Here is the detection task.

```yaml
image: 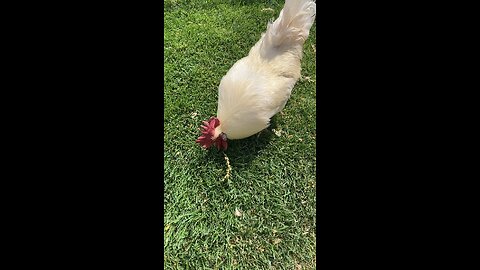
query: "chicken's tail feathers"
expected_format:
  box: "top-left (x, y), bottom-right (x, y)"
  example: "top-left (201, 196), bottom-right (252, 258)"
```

top-left (261, 0), bottom-right (316, 52)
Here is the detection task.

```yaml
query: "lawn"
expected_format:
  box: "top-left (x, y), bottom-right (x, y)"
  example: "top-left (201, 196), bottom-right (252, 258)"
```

top-left (164, 0), bottom-right (317, 269)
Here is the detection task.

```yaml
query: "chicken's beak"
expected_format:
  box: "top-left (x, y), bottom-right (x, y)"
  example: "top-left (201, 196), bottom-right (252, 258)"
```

top-left (217, 132), bottom-right (228, 150)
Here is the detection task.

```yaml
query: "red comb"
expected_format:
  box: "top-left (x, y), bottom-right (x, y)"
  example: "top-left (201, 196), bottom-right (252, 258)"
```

top-left (195, 117), bottom-right (220, 149)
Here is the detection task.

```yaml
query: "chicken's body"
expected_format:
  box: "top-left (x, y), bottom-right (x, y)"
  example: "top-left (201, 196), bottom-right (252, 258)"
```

top-left (196, 0), bottom-right (316, 149)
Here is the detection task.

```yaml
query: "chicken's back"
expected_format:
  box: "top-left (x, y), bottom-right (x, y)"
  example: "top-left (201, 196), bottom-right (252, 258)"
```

top-left (216, 0), bottom-right (316, 140)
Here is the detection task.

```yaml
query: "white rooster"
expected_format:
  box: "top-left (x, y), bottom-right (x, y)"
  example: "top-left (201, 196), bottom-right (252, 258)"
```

top-left (196, 0), bottom-right (316, 150)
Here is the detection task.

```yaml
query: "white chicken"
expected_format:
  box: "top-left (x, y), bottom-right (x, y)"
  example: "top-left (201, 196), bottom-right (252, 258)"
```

top-left (196, 0), bottom-right (316, 150)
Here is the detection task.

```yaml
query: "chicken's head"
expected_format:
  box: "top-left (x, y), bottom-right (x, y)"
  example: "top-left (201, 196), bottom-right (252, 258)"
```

top-left (195, 117), bottom-right (228, 150)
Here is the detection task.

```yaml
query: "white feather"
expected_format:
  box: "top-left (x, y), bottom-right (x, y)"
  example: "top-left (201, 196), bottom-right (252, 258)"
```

top-left (216, 0), bottom-right (316, 140)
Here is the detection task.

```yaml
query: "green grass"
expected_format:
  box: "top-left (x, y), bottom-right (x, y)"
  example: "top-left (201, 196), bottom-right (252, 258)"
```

top-left (164, 0), bottom-right (316, 269)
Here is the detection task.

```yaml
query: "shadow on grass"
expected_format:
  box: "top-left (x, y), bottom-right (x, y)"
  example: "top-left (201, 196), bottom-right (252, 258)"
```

top-left (196, 115), bottom-right (279, 169)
